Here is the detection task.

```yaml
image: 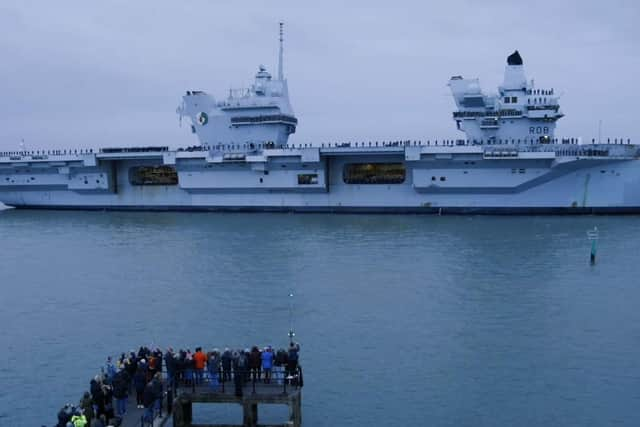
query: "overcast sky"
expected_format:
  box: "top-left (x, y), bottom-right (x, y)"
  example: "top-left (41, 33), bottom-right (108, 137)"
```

top-left (1, 0), bottom-right (638, 151)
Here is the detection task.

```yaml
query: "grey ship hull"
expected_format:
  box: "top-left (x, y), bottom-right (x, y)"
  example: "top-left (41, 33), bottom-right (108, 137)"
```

top-left (2, 143), bottom-right (640, 214)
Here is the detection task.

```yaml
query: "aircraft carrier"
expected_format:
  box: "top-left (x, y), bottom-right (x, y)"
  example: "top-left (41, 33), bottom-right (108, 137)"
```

top-left (1, 24), bottom-right (638, 214)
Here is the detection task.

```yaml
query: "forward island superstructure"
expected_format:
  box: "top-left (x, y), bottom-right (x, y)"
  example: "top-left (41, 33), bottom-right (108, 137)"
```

top-left (1, 25), bottom-right (639, 213)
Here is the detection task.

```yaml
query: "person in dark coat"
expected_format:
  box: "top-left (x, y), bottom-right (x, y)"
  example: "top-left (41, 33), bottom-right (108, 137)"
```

top-left (125, 355), bottom-right (137, 392)
top-left (184, 352), bottom-right (195, 386)
top-left (248, 346), bottom-right (262, 382)
top-left (175, 350), bottom-right (186, 384)
top-left (232, 350), bottom-right (246, 397)
top-left (133, 367), bottom-right (147, 408)
top-left (151, 373), bottom-right (164, 417)
top-left (89, 414), bottom-right (106, 427)
top-left (102, 383), bottom-right (114, 421)
top-left (154, 348), bottom-right (163, 375)
top-left (274, 349), bottom-right (288, 384)
top-left (207, 349), bottom-right (221, 389)
top-left (287, 343), bottom-right (300, 382)
top-left (142, 383), bottom-right (156, 423)
top-left (79, 392), bottom-right (94, 425)
top-left (57, 404), bottom-right (72, 427)
top-left (90, 378), bottom-right (105, 417)
top-left (112, 371), bottom-right (129, 417)
top-left (164, 349), bottom-right (176, 385)
top-left (221, 348), bottom-right (232, 382)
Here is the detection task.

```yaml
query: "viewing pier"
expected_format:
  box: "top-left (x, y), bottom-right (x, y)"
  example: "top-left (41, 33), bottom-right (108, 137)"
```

top-left (52, 346), bottom-right (303, 427)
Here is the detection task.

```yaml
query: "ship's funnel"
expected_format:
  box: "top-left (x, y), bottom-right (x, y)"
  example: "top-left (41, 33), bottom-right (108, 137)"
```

top-left (507, 51), bottom-right (523, 66)
top-left (502, 50), bottom-right (526, 90)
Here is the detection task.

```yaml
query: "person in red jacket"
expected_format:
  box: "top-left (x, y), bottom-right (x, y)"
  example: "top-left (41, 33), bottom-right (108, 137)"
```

top-left (193, 347), bottom-right (207, 385)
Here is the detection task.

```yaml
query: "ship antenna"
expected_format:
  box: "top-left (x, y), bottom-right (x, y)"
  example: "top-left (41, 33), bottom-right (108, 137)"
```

top-left (278, 22), bottom-right (284, 81)
top-left (598, 119), bottom-right (602, 144)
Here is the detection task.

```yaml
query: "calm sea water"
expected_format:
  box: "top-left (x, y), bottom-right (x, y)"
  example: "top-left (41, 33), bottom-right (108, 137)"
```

top-left (1, 210), bottom-right (639, 426)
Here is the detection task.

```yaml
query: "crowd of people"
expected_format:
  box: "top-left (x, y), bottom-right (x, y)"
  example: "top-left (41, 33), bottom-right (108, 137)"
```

top-left (53, 342), bottom-right (301, 427)
top-left (163, 343), bottom-right (301, 397)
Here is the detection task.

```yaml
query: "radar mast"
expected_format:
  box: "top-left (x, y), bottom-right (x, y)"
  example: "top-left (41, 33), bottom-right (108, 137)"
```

top-left (278, 22), bottom-right (284, 81)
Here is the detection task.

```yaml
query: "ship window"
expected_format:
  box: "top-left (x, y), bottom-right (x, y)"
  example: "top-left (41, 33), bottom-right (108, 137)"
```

top-left (298, 174), bottom-right (318, 185)
top-left (129, 166), bottom-right (178, 185)
top-left (504, 97), bottom-right (510, 104)
top-left (511, 97), bottom-right (517, 103)
top-left (440, 176), bottom-right (446, 181)
top-left (343, 163), bottom-right (405, 184)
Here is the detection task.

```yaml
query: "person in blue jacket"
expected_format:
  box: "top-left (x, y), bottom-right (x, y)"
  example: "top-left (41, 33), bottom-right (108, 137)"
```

top-left (261, 346), bottom-right (274, 384)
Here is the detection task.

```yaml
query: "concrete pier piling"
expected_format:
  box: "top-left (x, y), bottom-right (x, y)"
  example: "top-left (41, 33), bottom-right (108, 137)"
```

top-left (172, 382), bottom-right (302, 427)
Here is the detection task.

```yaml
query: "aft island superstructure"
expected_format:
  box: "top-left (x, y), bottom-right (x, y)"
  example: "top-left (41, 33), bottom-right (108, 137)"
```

top-left (1, 25), bottom-right (639, 213)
